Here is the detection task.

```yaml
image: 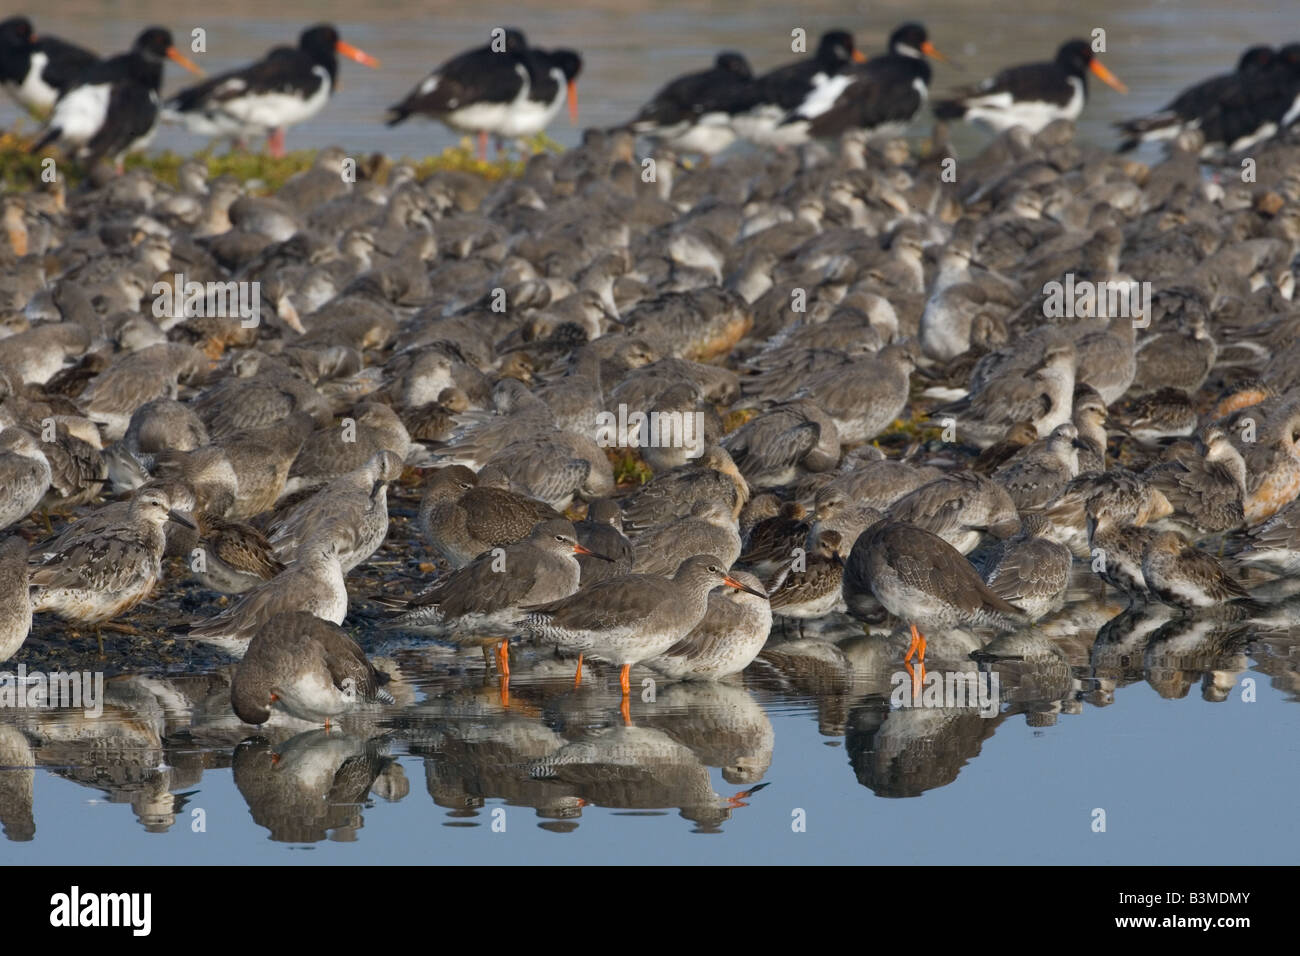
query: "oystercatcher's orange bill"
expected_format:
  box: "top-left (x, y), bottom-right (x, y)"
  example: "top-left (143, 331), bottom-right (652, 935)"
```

top-left (851, 48), bottom-right (867, 63)
top-left (567, 80), bottom-right (579, 124)
top-left (166, 47), bottom-right (204, 75)
top-left (1089, 57), bottom-right (1127, 93)
top-left (336, 39), bottom-right (379, 68)
top-left (920, 40), bottom-right (948, 63)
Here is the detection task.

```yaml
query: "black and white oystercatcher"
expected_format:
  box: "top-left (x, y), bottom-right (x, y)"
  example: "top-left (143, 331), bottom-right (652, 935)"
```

top-left (30, 26), bottom-right (202, 170)
top-left (732, 29), bottom-right (865, 147)
top-left (0, 16), bottom-right (98, 114)
top-left (386, 27), bottom-right (533, 159)
top-left (1120, 43), bottom-right (1300, 156)
top-left (780, 22), bottom-right (946, 142)
top-left (934, 39), bottom-right (1126, 134)
top-left (166, 24), bottom-right (378, 156)
top-left (499, 47), bottom-right (582, 139)
top-left (623, 51), bottom-right (757, 156)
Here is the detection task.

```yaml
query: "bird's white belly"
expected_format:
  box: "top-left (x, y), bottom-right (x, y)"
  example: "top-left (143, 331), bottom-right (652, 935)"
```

top-left (276, 670), bottom-right (348, 721)
top-left (50, 82), bottom-right (111, 144)
top-left (16, 53), bottom-right (58, 111)
top-left (223, 70), bottom-right (332, 130)
top-left (666, 115), bottom-right (736, 155)
top-left (964, 78), bottom-right (1084, 134)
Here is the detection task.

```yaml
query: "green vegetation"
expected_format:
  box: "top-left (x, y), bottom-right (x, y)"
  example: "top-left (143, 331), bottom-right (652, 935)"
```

top-left (0, 128), bottom-right (564, 193)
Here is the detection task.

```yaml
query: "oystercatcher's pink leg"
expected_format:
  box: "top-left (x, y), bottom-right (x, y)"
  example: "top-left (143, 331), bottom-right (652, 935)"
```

top-left (267, 127), bottom-right (286, 158)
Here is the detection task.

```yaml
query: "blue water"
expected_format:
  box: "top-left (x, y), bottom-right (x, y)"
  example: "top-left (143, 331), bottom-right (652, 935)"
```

top-left (3, 632), bottom-right (1296, 864)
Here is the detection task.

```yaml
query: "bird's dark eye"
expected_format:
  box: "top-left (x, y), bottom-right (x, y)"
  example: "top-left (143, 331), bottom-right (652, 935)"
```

top-left (710, 565), bottom-right (720, 573)
top-left (556, 535), bottom-right (565, 541)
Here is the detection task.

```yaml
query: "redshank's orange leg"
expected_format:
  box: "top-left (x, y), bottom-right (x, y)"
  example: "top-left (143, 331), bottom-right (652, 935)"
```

top-left (496, 639), bottom-right (510, 679)
top-left (619, 664), bottom-right (631, 695)
top-left (573, 653), bottom-right (584, 688)
top-left (904, 623), bottom-right (927, 686)
top-left (620, 695), bottom-right (632, 726)
top-left (499, 674), bottom-right (510, 710)
top-left (904, 659), bottom-right (921, 699)
top-left (323, 718), bottom-right (331, 733)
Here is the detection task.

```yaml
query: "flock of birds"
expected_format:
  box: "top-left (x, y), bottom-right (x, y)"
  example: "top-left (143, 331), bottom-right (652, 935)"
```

top-left (2, 16), bottom-right (1300, 741)
top-left (6, 15), bottom-right (1300, 171)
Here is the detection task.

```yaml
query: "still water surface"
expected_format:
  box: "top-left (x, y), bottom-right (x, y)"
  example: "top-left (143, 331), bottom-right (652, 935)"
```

top-left (2, 0), bottom-right (1299, 864)
top-left (3, 603), bottom-right (1298, 864)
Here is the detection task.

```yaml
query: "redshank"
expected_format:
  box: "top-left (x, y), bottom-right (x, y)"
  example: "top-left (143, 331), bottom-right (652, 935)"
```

top-left (518, 555), bottom-right (766, 718)
top-left (231, 612), bottom-right (393, 728)
top-left (383, 518), bottom-right (606, 677)
top-left (843, 518), bottom-right (1026, 674)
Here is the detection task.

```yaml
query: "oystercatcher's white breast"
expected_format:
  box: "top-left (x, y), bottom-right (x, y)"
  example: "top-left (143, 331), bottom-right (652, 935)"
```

top-left (16, 52), bottom-right (58, 111)
top-left (221, 64), bottom-right (333, 130)
top-left (49, 82), bottom-right (111, 145)
top-left (963, 76), bottom-right (1084, 134)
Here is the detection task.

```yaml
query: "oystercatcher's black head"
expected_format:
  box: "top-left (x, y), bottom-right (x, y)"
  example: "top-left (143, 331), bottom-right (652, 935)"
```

top-left (1279, 43), bottom-right (1300, 74)
top-left (133, 27), bottom-right (176, 61)
top-left (498, 27), bottom-right (529, 55)
top-left (715, 51), bottom-right (754, 79)
top-left (1056, 39), bottom-right (1127, 92)
top-left (128, 27), bottom-right (202, 79)
top-left (888, 22), bottom-right (946, 62)
top-left (1238, 45), bottom-right (1274, 73)
top-left (0, 16), bottom-right (34, 47)
top-left (816, 30), bottom-right (865, 66)
top-left (301, 23), bottom-right (379, 69)
top-left (551, 49), bottom-right (583, 82)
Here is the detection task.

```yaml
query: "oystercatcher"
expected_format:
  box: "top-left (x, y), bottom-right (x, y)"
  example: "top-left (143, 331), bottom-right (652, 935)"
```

top-left (1116, 45), bottom-right (1275, 153)
top-left (623, 51), bottom-right (757, 156)
top-left (779, 23), bottom-right (947, 142)
top-left (498, 47), bottom-right (582, 139)
top-left (386, 28), bottom-right (534, 159)
top-left (165, 24), bottom-right (378, 157)
top-left (1124, 42), bottom-right (1300, 157)
top-left (0, 16), bottom-right (97, 115)
top-left (30, 27), bottom-right (202, 171)
top-left (731, 29), bottom-right (866, 146)
top-left (933, 39), bottom-right (1126, 134)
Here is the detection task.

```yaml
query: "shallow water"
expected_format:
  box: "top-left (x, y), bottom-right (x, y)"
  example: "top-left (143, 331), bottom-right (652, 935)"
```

top-left (3, 598), bottom-right (1299, 863)
top-left (5, 0), bottom-right (1300, 865)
